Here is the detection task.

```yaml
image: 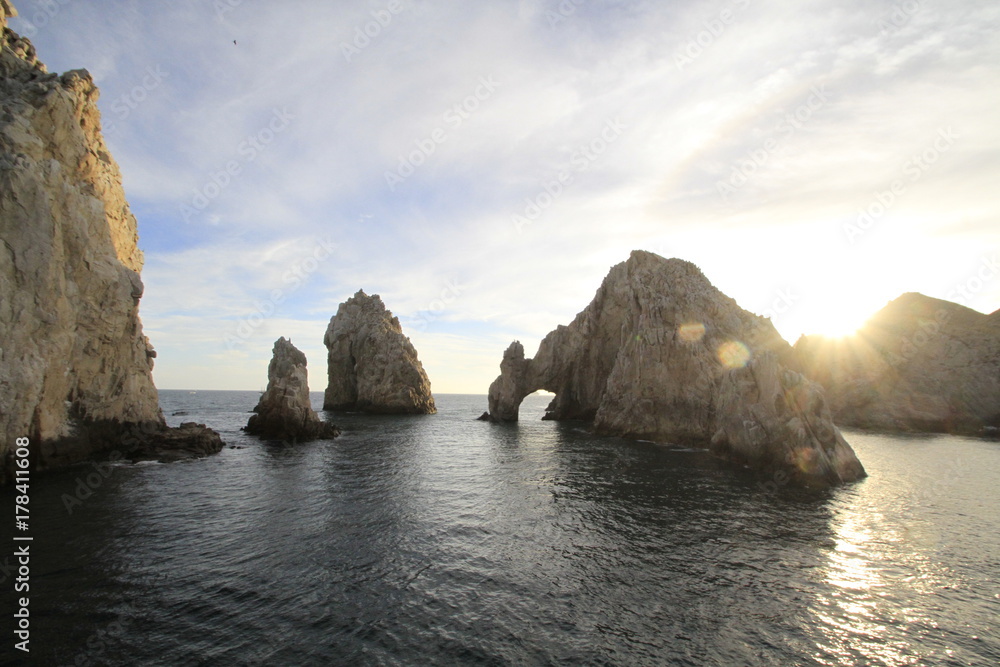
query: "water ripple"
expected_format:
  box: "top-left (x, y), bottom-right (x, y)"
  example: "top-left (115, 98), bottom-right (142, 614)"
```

top-left (3, 393), bottom-right (998, 666)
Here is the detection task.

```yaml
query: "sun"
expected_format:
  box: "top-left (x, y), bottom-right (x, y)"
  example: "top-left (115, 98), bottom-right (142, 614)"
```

top-left (792, 307), bottom-right (869, 339)
top-left (770, 293), bottom-right (879, 342)
top-left (758, 272), bottom-right (909, 342)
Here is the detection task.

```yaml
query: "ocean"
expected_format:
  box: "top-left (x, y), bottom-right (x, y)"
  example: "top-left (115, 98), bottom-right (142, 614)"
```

top-left (2, 391), bottom-right (998, 666)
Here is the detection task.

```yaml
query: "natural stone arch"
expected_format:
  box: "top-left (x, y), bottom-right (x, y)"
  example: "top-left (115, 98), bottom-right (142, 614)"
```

top-left (483, 251), bottom-right (866, 487)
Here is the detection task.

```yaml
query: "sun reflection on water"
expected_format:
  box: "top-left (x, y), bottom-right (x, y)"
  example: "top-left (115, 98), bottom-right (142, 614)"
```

top-left (810, 501), bottom-right (948, 666)
top-left (825, 516), bottom-right (878, 591)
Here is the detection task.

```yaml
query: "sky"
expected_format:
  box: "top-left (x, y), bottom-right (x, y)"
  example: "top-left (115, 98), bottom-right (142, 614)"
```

top-left (10, 0), bottom-right (1000, 393)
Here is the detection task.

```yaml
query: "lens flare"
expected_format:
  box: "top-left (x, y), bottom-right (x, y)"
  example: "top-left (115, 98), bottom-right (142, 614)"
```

top-left (678, 322), bottom-right (706, 342)
top-left (717, 341), bottom-right (751, 368)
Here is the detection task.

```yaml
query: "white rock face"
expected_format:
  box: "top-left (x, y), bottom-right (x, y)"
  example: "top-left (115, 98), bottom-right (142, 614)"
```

top-left (486, 251), bottom-right (865, 486)
top-left (246, 338), bottom-right (339, 441)
top-left (323, 290), bottom-right (436, 414)
top-left (795, 293), bottom-right (1000, 434)
top-left (0, 5), bottom-right (220, 475)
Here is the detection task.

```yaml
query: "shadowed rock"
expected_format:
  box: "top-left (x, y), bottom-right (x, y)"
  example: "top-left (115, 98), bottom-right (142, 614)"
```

top-left (485, 251), bottom-right (865, 487)
top-left (795, 292), bottom-right (1000, 434)
top-left (245, 338), bottom-right (339, 441)
top-left (0, 4), bottom-right (221, 480)
top-left (323, 290), bottom-right (436, 414)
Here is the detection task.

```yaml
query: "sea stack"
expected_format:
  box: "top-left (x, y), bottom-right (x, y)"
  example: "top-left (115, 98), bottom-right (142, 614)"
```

top-left (323, 290), bottom-right (436, 414)
top-left (485, 251), bottom-right (866, 486)
top-left (795, 292), bottom-right (1000, 434)
top-left (246, 338), bottom-right (339, 441)
top-left (0, 2), bottom-right (221, 478)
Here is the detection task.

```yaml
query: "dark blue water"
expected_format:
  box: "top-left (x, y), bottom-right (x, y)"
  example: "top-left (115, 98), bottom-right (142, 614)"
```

top-left (2, 391), bottom-right (998, 666)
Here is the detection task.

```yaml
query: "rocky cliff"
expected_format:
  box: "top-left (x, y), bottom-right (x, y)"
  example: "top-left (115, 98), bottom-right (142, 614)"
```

top-left (0, 4), bottom-right (221, 478)
top-left (323, 290), bottom-right (436, 414)
top-left (485, 251), bottom-right (865, 486)
top-left (795, 293), bottom-right (1000, 434)
top-left (245, 338), bottom-right (339, 441)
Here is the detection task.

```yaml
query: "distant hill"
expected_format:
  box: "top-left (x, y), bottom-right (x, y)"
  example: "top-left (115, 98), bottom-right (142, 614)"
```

top-left (795, 293), bottom-right (1000, 434)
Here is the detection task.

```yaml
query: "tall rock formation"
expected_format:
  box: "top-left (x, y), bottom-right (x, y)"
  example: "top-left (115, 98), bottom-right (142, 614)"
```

top-left (0, 4), bottom-right (221, 478)
top-left (795, 292), bottom-right (1000, 434)
top-left (485, 251), bottom-right (865, 486)
top-left (323, 290), bottom-right (436, 414)
top-left (245, 338), bottom-right (339, 441)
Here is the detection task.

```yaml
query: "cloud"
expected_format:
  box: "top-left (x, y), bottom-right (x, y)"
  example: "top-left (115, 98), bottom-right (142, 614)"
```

top-left (9, 0), bottom-right (1000, 393)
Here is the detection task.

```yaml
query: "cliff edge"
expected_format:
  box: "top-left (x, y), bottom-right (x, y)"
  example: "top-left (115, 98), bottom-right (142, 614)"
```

top-left (485, 251), bottom-right (865, 487)
top-left (0, 4), bottom-right (221, 478)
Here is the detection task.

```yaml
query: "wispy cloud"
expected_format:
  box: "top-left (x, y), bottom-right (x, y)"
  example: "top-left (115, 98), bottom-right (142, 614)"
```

top-left (11, 0), bottom-right (1000, 392)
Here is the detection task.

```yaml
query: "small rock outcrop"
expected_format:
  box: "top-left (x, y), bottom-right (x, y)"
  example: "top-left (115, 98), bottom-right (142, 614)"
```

top-left (323, 290), bottom-right (436, 414)
top-left (485, 251), bottom-right (865, 486)
top-left (245, 338), bottom-right (339, 441)
top-left (0, 3), bottom-right (222, 479)
top-left (121, 421), bottom-right (224, 463)
top-left (795, 293), bottom-right (1000, 434)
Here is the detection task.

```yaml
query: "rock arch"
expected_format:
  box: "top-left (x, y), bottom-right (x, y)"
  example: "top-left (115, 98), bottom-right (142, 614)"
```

top-left (484, 251), bottom-right (866, 486)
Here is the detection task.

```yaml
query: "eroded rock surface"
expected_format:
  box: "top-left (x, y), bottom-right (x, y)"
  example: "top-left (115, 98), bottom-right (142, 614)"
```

top-left (795, 293), bottom-right (1000, 434)
top-left (323, 290), bottom-right (436, 414)
top-left (485, 251), bottom-right (865, 486)
top-left (0, 4), bottom-right (221, 478)
top-left (245, 338), bottom-right (339, 441)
